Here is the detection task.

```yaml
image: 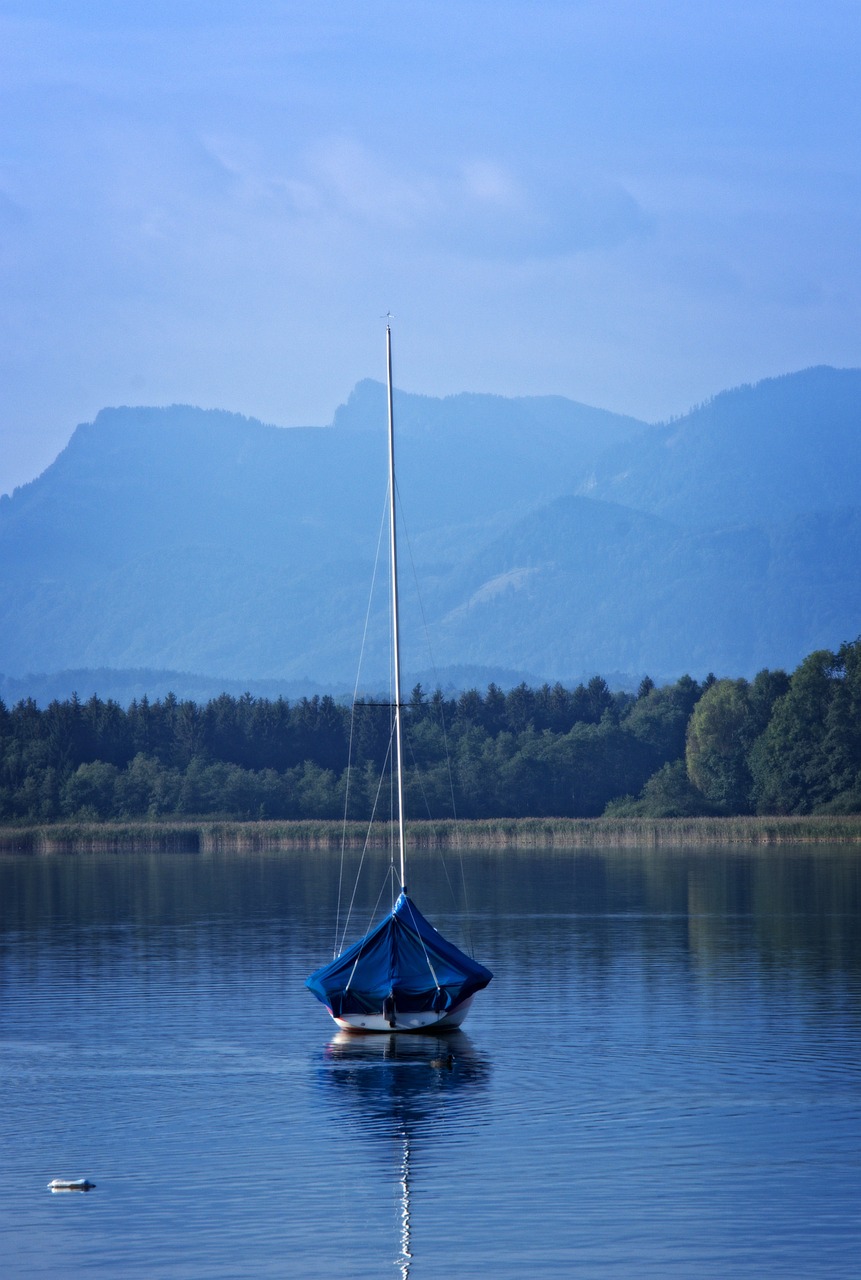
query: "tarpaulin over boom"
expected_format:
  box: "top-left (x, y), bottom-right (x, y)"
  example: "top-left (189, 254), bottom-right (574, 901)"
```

top-left (306, 892), bottom-right (493, 1017)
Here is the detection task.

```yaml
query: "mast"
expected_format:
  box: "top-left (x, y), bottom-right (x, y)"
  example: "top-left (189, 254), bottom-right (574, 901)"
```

top-left (386, 323), bottom-right (407, 892)
top-left (398, 1129), bottom-right (413, 1278)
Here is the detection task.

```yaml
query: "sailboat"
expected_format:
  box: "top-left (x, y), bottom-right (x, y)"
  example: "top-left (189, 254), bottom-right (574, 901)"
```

top-left (305, 323), bottom-right (493, 1033)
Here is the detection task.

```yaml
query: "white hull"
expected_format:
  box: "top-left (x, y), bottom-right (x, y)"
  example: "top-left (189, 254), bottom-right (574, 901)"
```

top-left (331, 994), bottom-right (475, 1034)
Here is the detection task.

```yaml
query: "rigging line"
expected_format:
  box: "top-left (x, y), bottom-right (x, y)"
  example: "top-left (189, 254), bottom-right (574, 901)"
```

top-left (340, 727), bottom-right (399, 957)
top-left (395, 478), bottom-right (476, 954)
top-left (401, 894), bottom-right (441, 990)
top-left (334, 485), bottom-right (391, 959)
top-left (403, 721), bottom-right (458, 909)
top-left (344, 864), bottom-right (395, 994)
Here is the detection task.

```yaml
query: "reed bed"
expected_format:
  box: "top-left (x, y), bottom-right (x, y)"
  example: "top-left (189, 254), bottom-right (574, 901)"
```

top-left (2, 814), bottom-right (861, 854)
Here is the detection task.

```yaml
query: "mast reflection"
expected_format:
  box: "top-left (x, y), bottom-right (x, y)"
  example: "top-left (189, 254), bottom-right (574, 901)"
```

top-left (320, 1031), bottom-right (491, 1277)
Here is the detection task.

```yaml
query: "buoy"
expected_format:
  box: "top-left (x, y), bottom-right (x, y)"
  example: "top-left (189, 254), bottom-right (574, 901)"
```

top-left (47, 1178), bottom-right (96, 1192)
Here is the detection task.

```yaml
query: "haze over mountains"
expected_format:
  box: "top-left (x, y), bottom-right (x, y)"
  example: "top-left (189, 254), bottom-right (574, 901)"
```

top-left (1, 366), bottom-right (859, 703)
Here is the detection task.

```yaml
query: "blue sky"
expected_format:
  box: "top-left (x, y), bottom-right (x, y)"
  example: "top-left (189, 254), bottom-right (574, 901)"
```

top-left (1, 0), bottom-right (859, 493)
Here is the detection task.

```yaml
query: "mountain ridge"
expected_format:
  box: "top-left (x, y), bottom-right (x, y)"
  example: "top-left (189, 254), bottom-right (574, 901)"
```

top-left (580, 365), bottom-right (861, 527)
top-left (1, 366), bottom-right (859, 690)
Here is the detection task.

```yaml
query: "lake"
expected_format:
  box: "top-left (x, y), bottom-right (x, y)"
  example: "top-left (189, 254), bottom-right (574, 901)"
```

top-left (1, 845), bottom-right (860, 1277)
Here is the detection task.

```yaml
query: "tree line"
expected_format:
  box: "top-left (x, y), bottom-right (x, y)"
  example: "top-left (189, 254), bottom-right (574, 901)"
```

top-left (1, 639), bottom-right (859, 823)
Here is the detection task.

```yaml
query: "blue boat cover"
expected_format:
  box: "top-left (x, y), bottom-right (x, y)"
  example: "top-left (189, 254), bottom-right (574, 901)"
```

top-left (306, 892), bottom-right (493, 1018)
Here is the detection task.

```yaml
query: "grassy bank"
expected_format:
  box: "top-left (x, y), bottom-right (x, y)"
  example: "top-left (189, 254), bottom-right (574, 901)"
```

top-left (2, 814), bottom-right (861, 854)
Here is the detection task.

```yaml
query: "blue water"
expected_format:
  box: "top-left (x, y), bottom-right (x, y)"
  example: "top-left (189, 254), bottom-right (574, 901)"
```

top-left (1, 847), bottom-right (860, 1277)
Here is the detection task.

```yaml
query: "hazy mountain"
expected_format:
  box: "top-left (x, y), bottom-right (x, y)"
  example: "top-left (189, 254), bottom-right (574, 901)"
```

top-left (581, 366), bottom-right (861, 527)
top-left (2, 387), bottom-right (642, 570)
top-left (333, 379), bottom-right (645, 554)
top-left (0, 389), bottom-right (644, 686)
top-left (1, 367), bottom-right (859, 694)
top-left (429, 495), bottom-right (861, 679)
top-left (0, 668), bottom-right (349, 708)
top-left (0, 662), bottom-right (543, 708)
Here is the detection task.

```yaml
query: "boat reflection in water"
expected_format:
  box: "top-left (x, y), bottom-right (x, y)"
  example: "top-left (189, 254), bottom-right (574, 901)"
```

top-left (320, 1030), bottom-right (492, 1277)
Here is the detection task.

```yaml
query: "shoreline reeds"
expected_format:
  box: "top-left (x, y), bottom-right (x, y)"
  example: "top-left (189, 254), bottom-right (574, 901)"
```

top-left (2, 814), bottom-right (861, 854)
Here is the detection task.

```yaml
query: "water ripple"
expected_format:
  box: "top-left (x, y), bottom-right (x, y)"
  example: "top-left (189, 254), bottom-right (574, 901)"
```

top-left (1, 848), bottom-right (861, 1277)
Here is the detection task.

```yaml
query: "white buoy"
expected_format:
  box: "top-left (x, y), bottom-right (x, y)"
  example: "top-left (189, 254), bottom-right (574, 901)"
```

top-left (48, 1178), bottom-right (96, 1192)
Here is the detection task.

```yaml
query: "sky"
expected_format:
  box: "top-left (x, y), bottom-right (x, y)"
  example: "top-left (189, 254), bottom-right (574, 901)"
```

top-left (1, 0), bottom-right (860, 494)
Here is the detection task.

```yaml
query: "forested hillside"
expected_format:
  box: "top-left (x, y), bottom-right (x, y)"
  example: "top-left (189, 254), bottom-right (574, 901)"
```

top-left (3, 639), bottom-right (859, 822)
top-left (582, 365), bottom-right (861, 526)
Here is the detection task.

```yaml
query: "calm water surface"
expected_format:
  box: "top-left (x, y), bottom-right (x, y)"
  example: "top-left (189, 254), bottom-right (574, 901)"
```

top-left (1, 846), bottom-right (860, 1277)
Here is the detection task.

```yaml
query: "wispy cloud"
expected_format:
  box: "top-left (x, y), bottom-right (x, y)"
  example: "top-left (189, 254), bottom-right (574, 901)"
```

top-left (1, 1), bottom-right (859, 494)
top-left (195, 135), bottom-right (651, 262)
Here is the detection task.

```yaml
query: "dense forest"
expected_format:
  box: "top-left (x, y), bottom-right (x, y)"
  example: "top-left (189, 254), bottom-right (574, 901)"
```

top-left (1, 639), bottom-right (860, 823)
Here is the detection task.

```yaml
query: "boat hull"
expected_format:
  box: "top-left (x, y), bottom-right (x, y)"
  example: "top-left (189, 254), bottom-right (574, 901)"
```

top-left (331, 994), bottom-right (475, 1034)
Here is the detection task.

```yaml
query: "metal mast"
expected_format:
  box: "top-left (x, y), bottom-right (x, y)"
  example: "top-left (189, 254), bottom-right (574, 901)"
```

top-left (386, 323), bottom-right (407, 892)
